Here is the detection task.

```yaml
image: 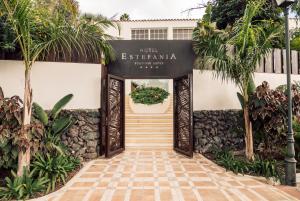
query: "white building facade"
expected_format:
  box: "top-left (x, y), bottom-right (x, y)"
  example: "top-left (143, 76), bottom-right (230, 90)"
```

top-left (106, 18), bottom-right (300, 40)
top-left (106, 19), bottom-right (198, 40)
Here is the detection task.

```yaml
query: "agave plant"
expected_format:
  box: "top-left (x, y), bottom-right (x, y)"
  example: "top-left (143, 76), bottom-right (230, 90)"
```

top-left (0, 169), bottom-right (48, 200)
top-left (33, 94), bottom-right (74, 156)
top-left (31, 153), bottom-right (79, 193)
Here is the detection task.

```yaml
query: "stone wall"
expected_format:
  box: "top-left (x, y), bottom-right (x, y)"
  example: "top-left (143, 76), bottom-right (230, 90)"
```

top-left (59, 109), bottom-right (245, 160)
top-left (194, 110), bottom-right (244, 153)
top-left (61, 110), bottom-right (101, 161)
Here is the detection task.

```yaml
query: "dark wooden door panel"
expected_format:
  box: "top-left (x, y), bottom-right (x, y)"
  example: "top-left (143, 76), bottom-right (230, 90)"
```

top-left (105, 75), bottom-right (125, 158)
top-left (174, 74), bottom-right (193, 157)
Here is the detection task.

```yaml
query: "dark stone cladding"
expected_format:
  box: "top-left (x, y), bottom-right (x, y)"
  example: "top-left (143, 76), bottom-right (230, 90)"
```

top-left (59, 109), bottom-right (244, 161)
top-left (193, 110), bottom-right (245, 154)
top-left (60, 109), bottom-right (101, 161)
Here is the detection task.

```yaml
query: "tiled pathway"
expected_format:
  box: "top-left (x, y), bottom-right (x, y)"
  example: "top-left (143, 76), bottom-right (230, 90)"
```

top-left (34, 150), bottom-right (299, 201)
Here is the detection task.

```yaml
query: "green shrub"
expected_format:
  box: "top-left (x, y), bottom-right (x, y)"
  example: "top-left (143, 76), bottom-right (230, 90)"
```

top-left (293, 118), bottom-right (300, 159)
top-left (32, 94), bottom-right (74, 156)
top-left (130, 86), bottom-right (169, 105)
top-left (0, 87), bottom-right (22, 169)
top-left (214, 150), bottom-right (280, 181)
top-left (215, 150), bottom-right (250, 174)
top-left (0, 169), bottom-right (48, 200)
top-left (251, 156), bottom-right (278, 180)
top-left (31, 153), bottom-right (80, 193)
top-left (291, 36), bottom-right (300, 51)
top-left (249, 81), bottom-right (300, 156)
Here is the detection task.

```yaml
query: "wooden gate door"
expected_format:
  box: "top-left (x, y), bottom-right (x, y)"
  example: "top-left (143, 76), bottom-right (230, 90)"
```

top-left (104, 74), bottom-right (125, 158)
top-left (173, 74), bottom-right (193, 157)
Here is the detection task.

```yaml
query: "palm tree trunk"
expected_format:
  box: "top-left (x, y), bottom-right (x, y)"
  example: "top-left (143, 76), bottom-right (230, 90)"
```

top-left (17, 68), bottom-right (32, 176)
top-left (244, 104), bottom-right (254, 161)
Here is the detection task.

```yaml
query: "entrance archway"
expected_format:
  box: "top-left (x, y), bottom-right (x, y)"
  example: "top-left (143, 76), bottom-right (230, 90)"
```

top-left (100, 40), bottom-right (195, 158)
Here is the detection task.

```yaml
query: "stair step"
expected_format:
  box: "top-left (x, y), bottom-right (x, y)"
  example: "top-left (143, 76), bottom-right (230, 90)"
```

top-left (126, 134), bottom-right (173, 139)
top-left (126, 146), bottom-right (173, 151)
top-left (125, 114), bottom-right (173, 118)
top-left (126, 129), bottom-right (173, 132)
top-left (126, 143), bottom-right (173, 147)
top-left (126, 139), bottom-right (173, 143)
top-left (126, 122), bottom-right (173, 125)
top-left (125, 126), bottom-right (172, 130)
top-left (126, 131), bottom-right (173, 134)
top-left (126, 119), bottom-right (173, 123)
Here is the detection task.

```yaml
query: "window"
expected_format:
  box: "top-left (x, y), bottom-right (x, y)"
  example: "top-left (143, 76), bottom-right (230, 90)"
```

top-left (131, 28), bottom-right (168, 40)
top-left (131, 29), bottom-right (149, 40)
top-left (150, 29), bottom-right (168, 40)
top-left (173, 28), bottom-right (193, 40)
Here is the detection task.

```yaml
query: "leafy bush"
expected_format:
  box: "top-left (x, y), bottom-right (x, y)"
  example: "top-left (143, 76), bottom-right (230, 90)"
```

top-left (214, 150), bottom-right (280, 181)
top-left (130, 86), bottom-right (169, 105)
top-left (215, 150), bottom-right (249, 174)
top-left (291, 35), bottom-right (300, 51)
top-left (32, 94), bottom-right (74, 156)
top-left (31, 153), bottom-right (80, 193)
top-left (0, 169), bottom-right (48, 200)
top-left (293, 118), bottom-right (300, 160)
top-left (249, 81), bottom-right (300, 155)
top-left (0, 87), bottom-right (22, 169)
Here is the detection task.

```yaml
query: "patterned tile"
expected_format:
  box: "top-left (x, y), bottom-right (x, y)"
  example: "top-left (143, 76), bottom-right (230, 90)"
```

top-left (34, 150), bottom-right (300, 201)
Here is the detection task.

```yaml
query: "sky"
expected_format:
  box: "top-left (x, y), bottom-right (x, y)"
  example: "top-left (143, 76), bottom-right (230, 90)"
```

top-left (77, 0), bottom-right (206, 20)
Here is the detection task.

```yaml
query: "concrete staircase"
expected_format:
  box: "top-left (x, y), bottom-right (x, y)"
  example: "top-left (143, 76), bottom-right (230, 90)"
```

top-left (125, 96), bottom-right (173, 150)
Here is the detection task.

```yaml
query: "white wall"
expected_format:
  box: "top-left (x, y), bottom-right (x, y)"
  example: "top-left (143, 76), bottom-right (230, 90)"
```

top-left (0, 60), bottom-right (101, 110)
top-left (2, 60), bottom-right (300, 111)
top-left (193, 70), bottom-right (300, 110)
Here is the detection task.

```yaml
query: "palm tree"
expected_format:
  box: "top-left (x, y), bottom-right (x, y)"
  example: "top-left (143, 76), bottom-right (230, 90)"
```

top-left (0, 0), bottom-right (116, 176)
top-left (193, 0), bottom-right (281, 160)
top-left (120, 13), bottom-right (130, 21)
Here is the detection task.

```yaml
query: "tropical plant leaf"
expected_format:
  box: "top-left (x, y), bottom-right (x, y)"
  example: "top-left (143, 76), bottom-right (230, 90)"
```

top-left (0, 87), bottom-right (4, 99)
top-left (237, 92), bottom-right (244, 109)
top-left (51, 94), bottom-right (73, 119)
top-left (33, 102), bottom-right (48, 125)
top-left (51, 117), bottom-right (73, 135)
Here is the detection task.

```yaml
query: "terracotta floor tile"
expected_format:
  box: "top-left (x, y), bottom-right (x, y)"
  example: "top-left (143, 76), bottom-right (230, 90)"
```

top-left (193, 181), bottom-right (216, 187)
top-left (159, 181), bottom-right (170, 186)
top-left (37, 151), bottom-right (298, 201)
top-left (59, 190), bottom-right (87, 201)
top-left (142, 189), bottom-right (155, 201)
top-left (238, 189), bottom-right (264, 200)
top-left (80, 173), bottom-right (101, 178)
top-left (159, 189), bottom-right (173, 201)
top-left (135, 173), bottom-right (154, 177)
top-left (240, 180), bottom-right (262, 186)
top-left (129, 189), bottom-right (144, 201)
top-left (254, 188), bottom-right (288, 200)
top-left (198, 189), bottom-right (228, 201)
top-left (87, 165), bottom-right (107, 172)
top-left (97, 181), bottom-right (110, 187)
top-left (181, 189), bottom-right (198, 201)
top-left (87, 190), bottom-right (104, 201)
top-left (117, 181), bottom-right (129, 187)
top-left (223, 190), bottom-right (243, 201)
top-left (71, 182), bottom-right (95, 188)
top-left (227, 181), bottom-right (242, 187)
top-left (111, 190), bottom-right (127, 201)
top-left (178, 181), bottom-right (190, 187)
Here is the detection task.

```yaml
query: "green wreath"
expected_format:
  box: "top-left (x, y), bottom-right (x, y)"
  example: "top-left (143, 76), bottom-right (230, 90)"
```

top-left (130, 86), bottom-right (170, 105)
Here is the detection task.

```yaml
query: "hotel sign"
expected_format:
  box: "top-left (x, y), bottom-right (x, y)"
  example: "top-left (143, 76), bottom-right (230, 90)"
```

top-left (108, 40), bottom-right (195, 78)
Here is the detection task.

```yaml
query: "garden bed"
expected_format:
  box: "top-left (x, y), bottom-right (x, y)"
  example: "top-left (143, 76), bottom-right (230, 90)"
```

top-left (0, 169), bottom-right (10, 187)
top-left (203, 150), bottom-right (300, 184)
top-left (31, 165), bottom-right (82, 199)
